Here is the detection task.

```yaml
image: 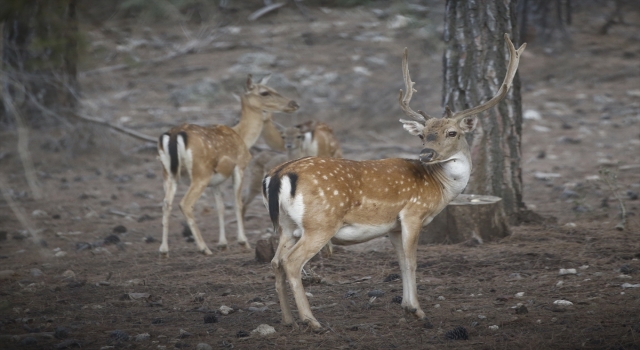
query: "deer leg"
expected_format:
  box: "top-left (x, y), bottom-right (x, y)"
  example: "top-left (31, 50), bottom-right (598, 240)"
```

top-left (159, 172), bottom-right (177, 256)
top-left (282, 227), bottom-right (336, 331)
top-left (211, 186), bottom-right (227, 250)
top-left (271, 215), bottom-right (298, 327)
top-left (179, 177), bottom-right (213, 255)
top-left (391, 215), bottom-right (425, 319)
top-left (232, 166), bottom-right (250, 249)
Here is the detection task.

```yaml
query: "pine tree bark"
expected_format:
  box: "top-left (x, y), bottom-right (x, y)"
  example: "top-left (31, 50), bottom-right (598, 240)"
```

top-left (442, 0), bottom-right (526, 221)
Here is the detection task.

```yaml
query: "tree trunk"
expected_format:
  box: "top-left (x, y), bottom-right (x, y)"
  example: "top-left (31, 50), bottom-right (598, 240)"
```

top-left (1, 0), bottom-right (79, 126)
top-left (442, 0), bottom-right (526, 222)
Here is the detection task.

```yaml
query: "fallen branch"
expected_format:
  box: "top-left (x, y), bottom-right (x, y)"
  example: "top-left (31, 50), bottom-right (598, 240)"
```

top-left (248, 2), bottom-right (286, 21)
top-left (74, 113), bottom-right (157, 143)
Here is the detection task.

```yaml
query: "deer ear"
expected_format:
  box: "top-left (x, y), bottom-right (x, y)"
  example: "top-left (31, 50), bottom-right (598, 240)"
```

top-left (246, 74), bottom-right (255, 90)
top-left (259, 74), bottom-right (271, 85)
top-left (400, 119), bottom-right (424, 136)
top-left (458, 116), bottom-right (477, 133)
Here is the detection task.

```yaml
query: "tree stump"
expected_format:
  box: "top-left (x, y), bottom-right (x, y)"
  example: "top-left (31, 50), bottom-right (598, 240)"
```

top-left (418, 194), bottom-right (510, 245)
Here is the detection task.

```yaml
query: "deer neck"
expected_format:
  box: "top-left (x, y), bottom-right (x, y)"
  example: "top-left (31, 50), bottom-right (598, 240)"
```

top-left (232, 96), bottom-right (265, 148)
top-left (428, 148), bottom-right (472, 202)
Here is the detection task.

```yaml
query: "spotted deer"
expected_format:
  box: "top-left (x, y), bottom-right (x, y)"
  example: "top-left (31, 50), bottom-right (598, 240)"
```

top-left (158, 75), bottom-right (299, 256)
top-left (243, 120), bottom-right (343, 217)
top-left (262, 35), bottom-right (525, 330)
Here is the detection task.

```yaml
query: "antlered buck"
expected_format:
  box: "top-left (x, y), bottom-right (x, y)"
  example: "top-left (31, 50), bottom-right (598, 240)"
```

top-left (158, 75), bottom-right (298, 256)
top-left (263, 35), bottom-right (525, 331)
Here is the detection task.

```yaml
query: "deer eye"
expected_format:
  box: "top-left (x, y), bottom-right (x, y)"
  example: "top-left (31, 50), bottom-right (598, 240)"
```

top-left (447, 131), bottom-right (457, 137)
top-left (260, 91), bottom-right (270, 96)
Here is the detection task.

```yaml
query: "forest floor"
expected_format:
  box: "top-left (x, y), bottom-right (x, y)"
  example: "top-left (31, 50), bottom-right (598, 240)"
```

top-left (1, 2), bottom-right (640, 349)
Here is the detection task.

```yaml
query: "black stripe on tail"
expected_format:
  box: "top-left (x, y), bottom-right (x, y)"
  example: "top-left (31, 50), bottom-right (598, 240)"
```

top-left (267, 174), bottom-right (281, 230)
top-left (168, 131), bottom-right (188, 176)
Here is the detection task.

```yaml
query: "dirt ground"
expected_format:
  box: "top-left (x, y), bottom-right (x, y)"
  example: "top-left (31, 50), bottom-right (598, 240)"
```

top-left (1, 2), bottom-right (640, 349)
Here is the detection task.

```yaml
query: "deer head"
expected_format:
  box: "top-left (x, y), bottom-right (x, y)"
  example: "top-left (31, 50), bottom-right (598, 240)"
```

top-left (244, 74), bottom-right (299, 113)
top-left (399, 34), bottom-right (526, 164)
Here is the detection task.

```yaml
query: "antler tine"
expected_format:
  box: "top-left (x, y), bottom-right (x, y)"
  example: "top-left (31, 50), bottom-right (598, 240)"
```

top-left (398, 48), bottom-right (430, 122)
top-left (449, 34), bottom-right (527, 121)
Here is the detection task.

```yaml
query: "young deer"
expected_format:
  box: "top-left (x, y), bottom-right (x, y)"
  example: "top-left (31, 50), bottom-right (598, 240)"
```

top-left (158, 75), bottom-right (298, 256)
top-left (243, 120), bottom-right (343, 217)
top-left (263, 35), bottom-right (525, 330)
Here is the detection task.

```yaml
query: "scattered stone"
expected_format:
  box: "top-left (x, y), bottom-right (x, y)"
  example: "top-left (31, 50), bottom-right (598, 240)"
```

top-left (423, 320), bottom-right (434, 329)
top-left (151, 318), bottom-right (163, 324)
top-left (55, 251), bottom-right (68, 258)
top-left (515, 305), bottom-right (529, 314)
top-left (236, 330), bottom-right (249, 338)
top-left (478, 315), bottom-right (487, 319)
top-left (76, 242), bottom-right (91, 251)
top-left (110, 330), bottom-right (129, 342)
top-left (445, 326), bottom-right (468, 340)
top-left (134, 333), bottom-right (150, 341)
top-left (559, 268), bottom-right (577, 276)
top-left (32, 209), bottom-right (48, 217)
top-left (553, 300), bottom-right (573, 306)
top-left (621, 283), bottom-right (640, 288)
top-left (54, 339), bottom-right (82, 349)
top-left (143, 236), bottom-right (157, 243)
top-left (383, 274), bottom-right (400, 282)
top-left (344, 290), bottom-right (358, 298)
top-left (515, 292), bottom-right (525, 298)
top-left (103, 235), bottom-right (120, 245)
top-left (20, 336), bottom-right (38, 346)
top-left (204, 314), bottom-right (218, 324)
top-left (556, 281), bottom-right (564, 287)
top-left (221, 289), bottom-right (231, 296)
top-left (219, 305), bottom-right (234, 315)
top-left (534, 172), bottom-right (561, 180)
top-left (251, 324), bottom-right (276, 336)
top-left (489, 325), bottom-right (499, 331)
top-left (627, 191), bottom-right (639, 200)
top-left (368, 290), bottom-right (384, 297)
top-left (179, 329), bottom-right (192, 338)
top-left (55, 326), bottom-right (70, 339)
top-left (507, 273), bottom-right (523, 281)
top-left (30, 268), bottom-right (43, 277)
top-left (437, 296), bottom-right (446, 301)
top-left (137, 214), bottom-right (154, 222)
top-left (174, 342), bottom-right (189, 349)
top-left (388, 14), bottom-right (411, 29)
top-left (620, 264), bottom-right (634, 275)
top-left (62, 270), bottom-right (76, 279)
top-left (391, 296), bottom-right (402, 304)
top-left (524, 109), bottom-right (542, 120)
top-left (196, 343), bottom-right (213, 350)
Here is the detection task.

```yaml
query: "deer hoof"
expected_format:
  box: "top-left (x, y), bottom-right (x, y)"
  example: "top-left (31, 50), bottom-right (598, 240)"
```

top-left (159, 251), bottom-right (169, 258)
top-left (238, 241), bottom-right (251, 250)
top-left (217, 243), bottom-right (228, 251)
top-left (201, 248), bottom-right (213, 255)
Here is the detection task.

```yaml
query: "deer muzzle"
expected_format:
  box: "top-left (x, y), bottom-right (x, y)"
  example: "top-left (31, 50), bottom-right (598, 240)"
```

top-left (287, 101), bottom-right (300, 111)
top-left (419, 148), bottom-right (437, 163)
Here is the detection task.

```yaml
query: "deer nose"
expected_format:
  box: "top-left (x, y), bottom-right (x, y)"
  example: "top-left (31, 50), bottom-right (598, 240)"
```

top-left (419, 148), bottom-right (437, 163)
top-left (288, 101), bottom-right (299, 110)
top-left (285, 142), bottom-right (294, 149)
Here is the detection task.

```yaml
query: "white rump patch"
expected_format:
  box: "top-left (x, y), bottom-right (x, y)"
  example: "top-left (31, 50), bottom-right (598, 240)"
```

top-left (176, 135), bottom-right (191, 178)
top-left (279, 175), bottom-right (305, 228)
top-left (261, 176), bottom-right (271, 208)
top-left (159, 134), bottom-right (171, 175)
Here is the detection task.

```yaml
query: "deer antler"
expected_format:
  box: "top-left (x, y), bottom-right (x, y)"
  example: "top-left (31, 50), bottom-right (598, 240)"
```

top-left (446, 34), bottom-right (527, 120)
top-left (398, 48), bottom-right (432, 122)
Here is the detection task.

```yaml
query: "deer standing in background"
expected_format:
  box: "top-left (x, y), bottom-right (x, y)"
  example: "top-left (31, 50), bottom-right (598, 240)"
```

top-left (158, 75), bottom-right (298, 256)
top-left (263, 35), bottom-right (525, 330)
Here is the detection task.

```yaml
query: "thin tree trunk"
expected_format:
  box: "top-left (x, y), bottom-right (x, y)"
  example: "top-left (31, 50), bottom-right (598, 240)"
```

top-left (442, 0), bottom-right (526, 222)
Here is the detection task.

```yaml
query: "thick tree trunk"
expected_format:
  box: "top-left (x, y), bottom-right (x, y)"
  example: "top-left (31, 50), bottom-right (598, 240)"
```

top-left (442, 0), bottom-right (526, 221)
top-left (1, 0), bottom-right (79, 126)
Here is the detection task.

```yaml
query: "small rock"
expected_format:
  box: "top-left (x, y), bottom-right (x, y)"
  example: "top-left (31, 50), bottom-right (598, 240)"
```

top-left (204, 314), bottom-right (218, 324)
top-left (627, 191), bottom-right (639, 200)
top-left (221, 289), bottom-right (231, 296)
top-left (444, 326), bottom-right (468, 340)
top-left (30, 268), bottom-right (43, 277)
top-left (384, 274), bottom-right (400, 282)
top-left (434, 304), bottom-right (440, 308)
top-left (112, 225), bottom-right (127, 234)
top-left (388, 14), bottom-right (411, 29)
top-left (524, 109), bottom-right (542, 120)
top-left (76, 242), bottom-right (91, 251)
top-left (534, 172), bottom-right (561, 180)
top-left (219, 305), bottom-right (234, 315)
top-left (55, 251), bottom-right (68, 258)
top-left (251, 324), bottom-right (276, 336)
top-left (103, 235), bottom-right (120, 245)
top-left (556, 281), bottom-right (564, 287)
top-left (143, 236), bottom-right (156, 243)
top-left (621, 283), bottom-right (640, 288)
top-left (110, 330), bottom-right (129, 342)
top-left (478, 315), bottom-right (486, 319)
top-left (236, 330), bottom-right (249, 338)
top-left (559, 268), bottom-right (577, 276)
top-left (489, 325), bottom-right (499, 331)
top-left (368, 290), bottom-right (384, 297)
top-left (134, 333), bottom-right (150, 341)
top-left (179, 329), bottom-right (192, 338)
top-left (620, 264), bottom-right (634, 275)
top-left (515, 292), bottom-right (525, 298)
top-left (32, 209), bottom-right (48, 217)
top-left (20, 336), bottom-right (38, 345)
top-left (54, 326), bottom-right (70, 339)
top-left (437, 296), bottom-right (446, 301)
top-left (344, 290), bottom-right (358, 298)
top-left (62, 270), bottom-right (76, 279)
top-left (507, 273), bottom-right (523, 281)
top-left (391, 296), bottom-right (402, 304)
top-left (553, 300), bottom-right (573, 306)
top-left (515, 305), bottom-right (529, 314)
top-left (196, 344), bottom-right (213, 350)
top-left (151, 318), bottom-right (163, 324)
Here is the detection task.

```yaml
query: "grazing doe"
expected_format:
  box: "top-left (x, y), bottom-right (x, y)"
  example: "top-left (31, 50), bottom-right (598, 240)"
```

top-left (158, 75), bottom-right (298, 256)
top-left (263, 35), bottom-right (525, 330)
